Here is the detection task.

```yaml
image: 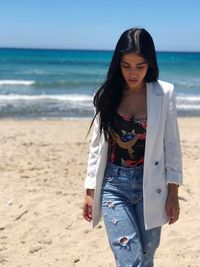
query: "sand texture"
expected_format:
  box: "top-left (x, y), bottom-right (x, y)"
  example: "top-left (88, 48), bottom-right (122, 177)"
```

top-left (0, 118), bottom-right (199, 267)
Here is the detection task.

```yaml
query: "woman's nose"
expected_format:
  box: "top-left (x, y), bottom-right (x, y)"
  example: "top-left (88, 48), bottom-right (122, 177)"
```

top-left (129, 69), bottom-right (138, 77)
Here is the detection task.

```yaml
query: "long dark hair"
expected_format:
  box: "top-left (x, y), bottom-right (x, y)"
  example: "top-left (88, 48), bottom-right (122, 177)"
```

top-left (87, 28), bottom-right (159, 141)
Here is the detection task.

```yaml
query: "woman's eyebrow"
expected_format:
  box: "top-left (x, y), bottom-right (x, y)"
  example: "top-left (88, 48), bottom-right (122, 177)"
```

top-left (121, 61), bottom-right (147, 65)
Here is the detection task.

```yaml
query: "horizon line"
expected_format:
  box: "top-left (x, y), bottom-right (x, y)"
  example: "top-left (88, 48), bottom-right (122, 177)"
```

top-left (0, 46), bottom-right (200, 53)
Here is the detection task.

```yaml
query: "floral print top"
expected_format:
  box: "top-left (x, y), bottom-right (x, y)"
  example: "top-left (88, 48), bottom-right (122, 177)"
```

top-left (107, 113), bottom-right (147, 167)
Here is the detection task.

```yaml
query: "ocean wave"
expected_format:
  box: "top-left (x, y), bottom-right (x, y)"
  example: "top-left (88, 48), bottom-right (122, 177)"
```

top-left (0, 93), bottom-right (199, 118)
top-left (176, 95), bottom-right (200, 105)
top-left (0, 79), bottom-right (102, 88)
top-left (174, 81), bottom-right (200, 88)
top-left (0, 80), bottom-right (35, 86)
top-left (0, 93), bottom-right (93, 102)
top-left (34, 80), bottom-right (102, 88)
top-left (1, 58), bottom-right (109, 67)
top-left (177, 104), bottom-right (200, 110)
top-left (0, 93), bottom-right (199, 106)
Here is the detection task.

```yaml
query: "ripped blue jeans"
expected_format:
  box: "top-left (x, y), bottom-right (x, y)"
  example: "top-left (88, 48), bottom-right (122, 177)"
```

top-left (101, 162), bottom-right (161, 267)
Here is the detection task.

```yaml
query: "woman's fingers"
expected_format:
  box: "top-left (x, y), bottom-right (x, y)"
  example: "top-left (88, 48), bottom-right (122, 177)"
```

top-left (83, 194), bottom-right (93, 222)
top-left (166, 194), bottom-right (180, 225)
top-left (168, 206), bottom-right (180, 224)
top-left (83, 204), bottom-right (88, 221)
top-left (83, 204), bottom-right (92, 222)
top-left (166, 203), bottom-right (172, 218)
top-left (87, 205), bottom-right (93, 221)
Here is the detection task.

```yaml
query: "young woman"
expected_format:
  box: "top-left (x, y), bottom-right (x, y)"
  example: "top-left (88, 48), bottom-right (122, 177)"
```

top-left (83, 28), bottom-right (182, 267)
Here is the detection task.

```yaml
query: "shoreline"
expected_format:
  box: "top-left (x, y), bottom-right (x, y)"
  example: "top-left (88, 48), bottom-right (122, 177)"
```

top-left (0, 115), bottom-right (199, 121)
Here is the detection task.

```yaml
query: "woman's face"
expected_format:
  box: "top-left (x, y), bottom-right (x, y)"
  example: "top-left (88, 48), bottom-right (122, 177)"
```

top-left (120, 53), bottom-right (148, 91)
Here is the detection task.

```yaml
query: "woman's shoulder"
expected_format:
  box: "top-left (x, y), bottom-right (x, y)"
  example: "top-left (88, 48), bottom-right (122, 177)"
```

top-left (157, 80), bottom-right (174, 91)
top-left (149, 80), bottom-right (174, 96)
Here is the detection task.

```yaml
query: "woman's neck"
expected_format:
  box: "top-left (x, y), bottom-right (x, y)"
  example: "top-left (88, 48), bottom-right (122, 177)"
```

top-left (124, 84), bottom-right (146, 95)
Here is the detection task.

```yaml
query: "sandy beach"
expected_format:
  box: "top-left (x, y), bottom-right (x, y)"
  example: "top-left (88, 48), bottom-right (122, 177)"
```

top-left (0, 118), bottom-right (199, 267)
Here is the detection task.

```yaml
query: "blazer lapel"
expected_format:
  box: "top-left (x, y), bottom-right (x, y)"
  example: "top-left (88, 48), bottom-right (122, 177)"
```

top-left (145, 82), bottom-right (163, 163)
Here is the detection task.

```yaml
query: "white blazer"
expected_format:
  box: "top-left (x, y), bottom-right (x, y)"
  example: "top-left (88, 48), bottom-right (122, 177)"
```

top-left (84, 80), bottom-right (183, 230)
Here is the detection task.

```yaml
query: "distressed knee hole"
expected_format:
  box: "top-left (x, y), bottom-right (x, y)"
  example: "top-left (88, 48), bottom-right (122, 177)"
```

top-left (112, 234), bottom-right (135, 249)
top-left (119, 236), bottom-right (129, 244)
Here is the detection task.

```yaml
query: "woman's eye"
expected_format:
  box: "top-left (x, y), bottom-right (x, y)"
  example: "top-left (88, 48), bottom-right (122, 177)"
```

top-left (123, 65), bottom-right (130, 69)
top-left (136, 66), bottom-right (144, 70)
top-left (122, 65), bottom-right (145, 70)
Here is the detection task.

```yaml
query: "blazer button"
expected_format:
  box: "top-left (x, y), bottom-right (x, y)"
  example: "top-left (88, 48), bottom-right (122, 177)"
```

top-left (155, 161), bottom-right (159, 166)
top-left (157, 188), bottom-right (162, 193)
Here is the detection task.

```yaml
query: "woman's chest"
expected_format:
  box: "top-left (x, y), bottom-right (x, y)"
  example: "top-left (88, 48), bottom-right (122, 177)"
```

top-left (117, 94), bottom-right (147, 118)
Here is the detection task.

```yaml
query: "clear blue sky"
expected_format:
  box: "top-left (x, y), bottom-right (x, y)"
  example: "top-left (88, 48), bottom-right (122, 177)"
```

top-left (0, 0), bottom-right (200, 51)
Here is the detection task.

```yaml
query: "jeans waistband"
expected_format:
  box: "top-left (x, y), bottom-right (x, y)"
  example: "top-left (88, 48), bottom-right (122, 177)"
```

top-left (106, 161), bottom-right (144, 177)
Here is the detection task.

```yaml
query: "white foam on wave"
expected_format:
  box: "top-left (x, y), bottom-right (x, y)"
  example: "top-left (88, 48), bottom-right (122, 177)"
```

top-left (177, 95), bottom-right (200, 102)
top-left (176, 95), bottom-right (200, 110)
top-left (0, 93), bottom-right (93, 101)
top-left (177, 104), bottom-right (200, 110)
top-left (0, 80), bottom-right (35, 86)
top-left (0, 93), bottom-right (199, 111)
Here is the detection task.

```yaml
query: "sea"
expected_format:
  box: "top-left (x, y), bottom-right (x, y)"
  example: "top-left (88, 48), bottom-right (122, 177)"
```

top-left (0, 48), bottom-right (200, 119)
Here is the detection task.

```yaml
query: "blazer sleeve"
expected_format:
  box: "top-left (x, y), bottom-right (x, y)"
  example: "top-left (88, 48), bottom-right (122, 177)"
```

top-left (164, 87), bottom-right (183, 185)
top-left (84, 113), bottom-right (100, 189)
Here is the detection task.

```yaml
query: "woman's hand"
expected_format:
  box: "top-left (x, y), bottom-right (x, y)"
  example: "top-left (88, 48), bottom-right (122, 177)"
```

top-left (166, 184), bottom-right (180, 225)
top-left (83, 189), bottom-right (94, 222)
